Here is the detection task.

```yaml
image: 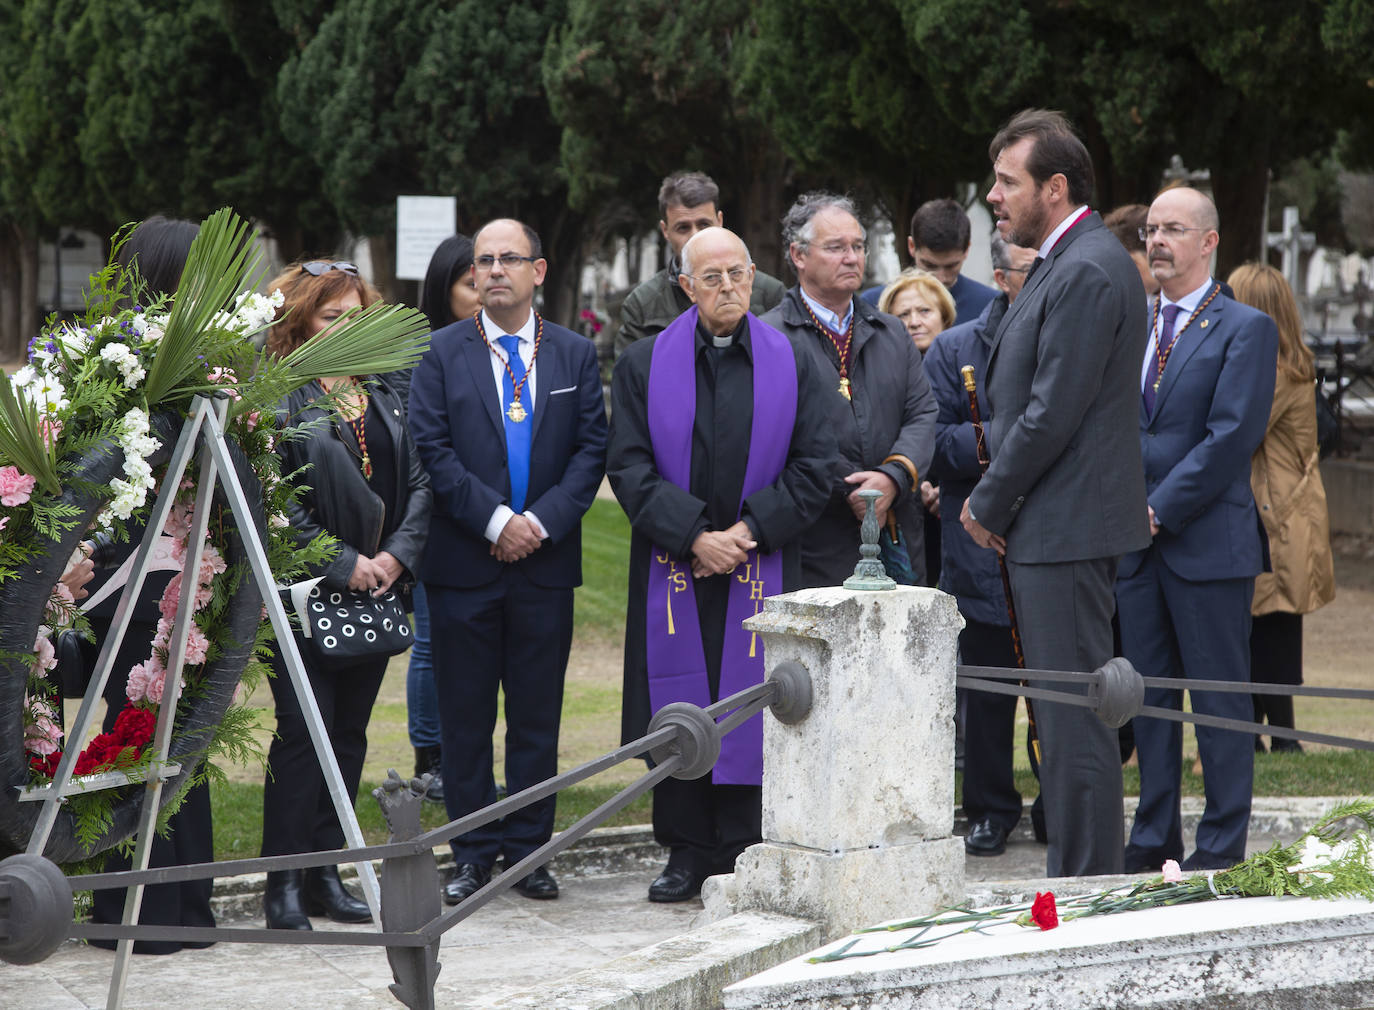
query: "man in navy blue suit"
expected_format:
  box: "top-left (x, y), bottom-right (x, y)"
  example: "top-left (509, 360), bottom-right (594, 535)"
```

top-left (1117, 187), bottom-right (1277, 873)
top-left (409, 218), bottom-right (608, 903)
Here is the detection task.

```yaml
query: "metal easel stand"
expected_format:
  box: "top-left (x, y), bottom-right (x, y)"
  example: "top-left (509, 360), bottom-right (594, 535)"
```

top-left (20, 394), bottom-right (382, 1010)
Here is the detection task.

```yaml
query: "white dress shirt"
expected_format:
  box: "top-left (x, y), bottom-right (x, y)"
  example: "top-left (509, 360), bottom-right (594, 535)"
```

top-left (479, 308), bottom-right (547, 543)
top-left (1037, 205), bottom-right (1091, 258)
top-left (1140, 277), bottom-right (1214, 391)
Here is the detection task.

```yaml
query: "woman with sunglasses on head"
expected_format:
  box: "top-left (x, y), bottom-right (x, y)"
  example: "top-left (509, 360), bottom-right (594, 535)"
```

top-left (400, 235), bottom-right (481, 805)
top-left (259, 259), bottom-right (432, 930)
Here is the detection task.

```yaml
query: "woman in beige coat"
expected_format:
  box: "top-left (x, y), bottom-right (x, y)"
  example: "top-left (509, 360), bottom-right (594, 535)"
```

top-left (1228, 263), bottom-right (1336, 752)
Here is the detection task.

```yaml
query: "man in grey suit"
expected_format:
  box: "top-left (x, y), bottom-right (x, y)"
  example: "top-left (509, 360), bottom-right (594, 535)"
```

top-left (961, 108), bottom-right (1151, 877)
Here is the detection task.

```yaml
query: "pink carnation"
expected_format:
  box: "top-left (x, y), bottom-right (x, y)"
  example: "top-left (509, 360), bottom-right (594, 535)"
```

top-left (162, 503), bottom-right (193, 543)
top-left (152, 617), bottom-right (210, 666)
top-left (125, 661), bottom-right (152, 703)
top-left (23, 700), bottom-right (62, 756)
top-left (199, 543), bottom-right (227, 581)
top-left (159, 574), bottom-right (182, 621)
top-left (0, 465), bottom-right (36, 507)
top-left (30, 633), bottom-right (56, 675)
top-left (38, 416), bottom-right (62, 450)
top-left (183, 625), bottom-right (210, 666)
top-left (126, 655), bottom-right (167, 705)
top-left (1161, 859), bottom-right (1184, 883)
top-left (0, 516), bottom-right (8, 536)
top-left (159, 568), bottom-right (213, 617)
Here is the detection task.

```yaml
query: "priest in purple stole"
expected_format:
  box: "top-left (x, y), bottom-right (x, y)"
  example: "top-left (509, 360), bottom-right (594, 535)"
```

top-left (608, 228), bottom-right (835, 903)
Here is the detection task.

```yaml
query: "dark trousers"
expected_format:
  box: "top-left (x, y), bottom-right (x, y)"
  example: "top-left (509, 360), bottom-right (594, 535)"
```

top-left (1118, 551), bottom-right (1255, 864)
top-left (261, 642), bottom-right (389, 857)
top-left (1006, 556), bottom-right (1123, 877)
top-left (427, 570), bottom-right (573, 868)
top-left (653, 777), bottom-right (761, 879)
top-left (84, 616), bottom-right (215, 952)
top-left (959, 618), bottom-right (1022, 833)
top-left (1251, 611), bottom-right (1302, 731)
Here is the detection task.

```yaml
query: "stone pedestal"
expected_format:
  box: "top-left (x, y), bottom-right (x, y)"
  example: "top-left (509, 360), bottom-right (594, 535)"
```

top-left (730, 586), bottom-right (965, 939)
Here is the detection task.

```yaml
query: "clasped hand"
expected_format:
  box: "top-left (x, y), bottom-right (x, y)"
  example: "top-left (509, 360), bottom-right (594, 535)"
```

top-left (492, 514), bottom-right (543, 563)
top-left (348, 550), bottom-right (404, 595)
top-left (690, 521), bottom-right (756, 578)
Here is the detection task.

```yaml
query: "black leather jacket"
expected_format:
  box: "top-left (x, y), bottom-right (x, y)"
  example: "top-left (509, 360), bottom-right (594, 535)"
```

top-left (278, 376), bottom-right (432, 590)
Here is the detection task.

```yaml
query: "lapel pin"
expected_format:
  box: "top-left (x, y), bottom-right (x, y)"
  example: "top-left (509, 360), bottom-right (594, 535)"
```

top-left (1200, 320), bottom-right (1208, 328)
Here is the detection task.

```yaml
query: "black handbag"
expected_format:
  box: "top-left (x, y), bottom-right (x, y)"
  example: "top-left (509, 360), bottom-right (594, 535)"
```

top-left (296, 582), bottom-right (413, 663)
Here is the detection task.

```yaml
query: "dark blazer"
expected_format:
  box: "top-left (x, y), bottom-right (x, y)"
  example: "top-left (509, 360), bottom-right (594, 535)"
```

top-left (278, 376), bottom-right (432, 589)
top-left (408, 316), bottom-right (608, 589)
top-left (925, 298), bottom-right (1009, 626)
top-left (1118, 291), bottom-right (1278, 583)
top-left (969, 214), bottom-right (1152, 564)
top-left (761, 288), bottom-right (938, 585)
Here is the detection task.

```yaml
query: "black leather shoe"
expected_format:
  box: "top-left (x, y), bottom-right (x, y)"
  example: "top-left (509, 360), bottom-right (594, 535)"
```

top-left (1271, 737), bottom-right (1303, 754)
top-left (964, 818), bottom-right (1008, 857)
top-left (1182, 850), bottom-right (1237, 872)
top-left (511, 865), bottom-right (559, 900)
top-left (443, 863), bottom-right (491, 905)
top-left (264, 870), bottom-right (312, 930)
top-left (414, 745), bottom-right (445, 804)
top-left (304, 865), bottom-right (372, 923)
top-left (648, 865), bottom-right (701, 903)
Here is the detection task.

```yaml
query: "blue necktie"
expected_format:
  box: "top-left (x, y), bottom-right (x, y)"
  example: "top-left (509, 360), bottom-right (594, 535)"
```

top-left (498, 335), bottom-right (531, 513)
top-left (1143, 304), bottom-right (1181, 415)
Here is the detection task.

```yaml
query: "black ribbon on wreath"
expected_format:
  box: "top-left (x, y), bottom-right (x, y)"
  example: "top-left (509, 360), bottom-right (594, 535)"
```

top-left (0, 412), bottom-right (267, 862)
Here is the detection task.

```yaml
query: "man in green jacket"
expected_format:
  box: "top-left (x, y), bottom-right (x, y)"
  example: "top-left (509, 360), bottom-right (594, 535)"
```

top-left (614, 171), bottom-right (786, 359)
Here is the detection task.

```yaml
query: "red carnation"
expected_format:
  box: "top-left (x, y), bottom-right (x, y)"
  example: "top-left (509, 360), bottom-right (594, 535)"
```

top-left (1030, 891), bottom-right (1058, 930)
top-left (112, 705), bottom-right (156, 748)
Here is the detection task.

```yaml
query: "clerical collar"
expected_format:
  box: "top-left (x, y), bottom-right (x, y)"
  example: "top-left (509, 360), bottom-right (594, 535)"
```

top-left (1037, 205), bottom-right (1090, 258)
top-left (695, 315), bottom-right (747, 351)
top-left (798, 284), bottom-right (853, 334)
top-left (1159, 276), bottom-right (1215, 316)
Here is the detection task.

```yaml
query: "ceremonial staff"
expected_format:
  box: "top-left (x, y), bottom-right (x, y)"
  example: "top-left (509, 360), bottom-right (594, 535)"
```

top-left (961, 365), bottom-right (1041, 765)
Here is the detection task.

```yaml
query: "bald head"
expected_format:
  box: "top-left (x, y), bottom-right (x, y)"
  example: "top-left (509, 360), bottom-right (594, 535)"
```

top-left (1156, 187), bottom-right (1219, 232)
top-left (679, 227), bottom-right (756, 336)
top-left (1145, 187), bottom-right (1220, 299)
top-left (681, 227), bottom-right (750, 276)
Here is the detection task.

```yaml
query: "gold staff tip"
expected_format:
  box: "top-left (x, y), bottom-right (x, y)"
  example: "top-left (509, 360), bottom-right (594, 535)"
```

top-left (960, 365), bottom-right (977, 391)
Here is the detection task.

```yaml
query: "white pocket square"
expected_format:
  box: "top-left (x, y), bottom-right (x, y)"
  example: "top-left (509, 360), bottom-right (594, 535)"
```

top-left (549, 385), bottom-right (577, 395)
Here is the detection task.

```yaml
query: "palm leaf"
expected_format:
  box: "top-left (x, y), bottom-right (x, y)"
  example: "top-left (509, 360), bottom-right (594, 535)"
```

top-left (278, 302), bottom-right (431, 381)
top-left (0, 375), bottom-right (60, 495)
top-left (142, 208), bottom-right (265, 405)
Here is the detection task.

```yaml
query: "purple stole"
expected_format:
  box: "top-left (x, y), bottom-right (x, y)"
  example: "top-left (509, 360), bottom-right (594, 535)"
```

top-left (645, 308), bottom-right (798, 785)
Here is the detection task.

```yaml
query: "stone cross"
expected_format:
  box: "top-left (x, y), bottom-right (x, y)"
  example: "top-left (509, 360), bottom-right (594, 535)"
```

top-left (1266, 205), bottom-right (1316, 296)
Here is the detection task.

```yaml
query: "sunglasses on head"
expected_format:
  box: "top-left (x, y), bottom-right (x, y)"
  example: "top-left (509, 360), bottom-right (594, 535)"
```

top-left (300, 260), bottom-right (359, 276)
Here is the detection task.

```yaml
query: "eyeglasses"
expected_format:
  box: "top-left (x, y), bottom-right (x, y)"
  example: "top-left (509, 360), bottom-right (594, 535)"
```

top-left (689, 267), bottom-right (750, 289)
top-left (300, 260), bottom-right (359, 276)
top-left (1139, 224), bottom-right (1207, 241)
top-left (475, 254), bottom-right (538, 271)
top-left (814, 241), bottom-right (866, 256)
top-left (999, 265), bottom-right (1030, 274)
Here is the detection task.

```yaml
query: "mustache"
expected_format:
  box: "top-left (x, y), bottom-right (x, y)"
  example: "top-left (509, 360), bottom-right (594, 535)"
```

top-left (1150, 249), bottom-right (1174, 263)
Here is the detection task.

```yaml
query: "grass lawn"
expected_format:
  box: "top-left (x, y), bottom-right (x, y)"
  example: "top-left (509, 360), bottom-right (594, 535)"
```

top-left (69, 502), bottom-right (1366, 860)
